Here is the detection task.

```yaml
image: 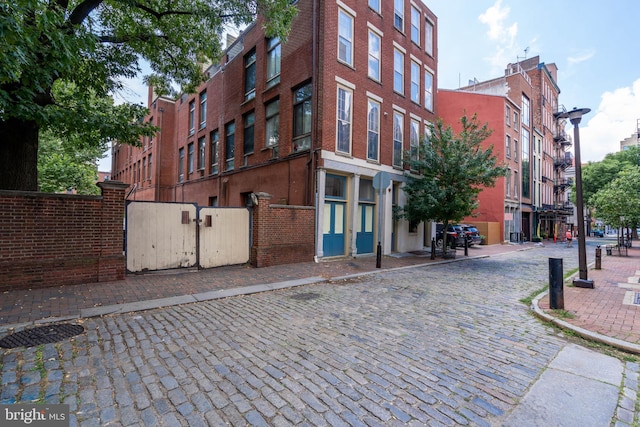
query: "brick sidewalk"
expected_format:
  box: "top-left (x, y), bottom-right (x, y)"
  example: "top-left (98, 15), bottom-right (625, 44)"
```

top-left (538, 245), bottom-right (640, 345)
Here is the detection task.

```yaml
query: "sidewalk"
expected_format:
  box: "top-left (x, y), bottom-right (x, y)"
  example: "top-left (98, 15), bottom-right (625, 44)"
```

top-left (535, 244), bottom-right (640, 352)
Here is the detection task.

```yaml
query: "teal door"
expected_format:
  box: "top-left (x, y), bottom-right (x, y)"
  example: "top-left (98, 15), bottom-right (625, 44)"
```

top-left (356, 204), bottom-right (374, 254)
top-left (323, 201), bottom-right (345, 256)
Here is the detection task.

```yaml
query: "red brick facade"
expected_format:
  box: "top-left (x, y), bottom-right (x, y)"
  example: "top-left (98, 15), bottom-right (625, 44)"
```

top-left (0, 181), bottom-right (128, 291)
top-left (250, 192), bottom-right (315, 267)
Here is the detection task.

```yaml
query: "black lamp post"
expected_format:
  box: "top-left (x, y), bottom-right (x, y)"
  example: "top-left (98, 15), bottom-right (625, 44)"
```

top-left (557, 107), bottom-right (593, 288)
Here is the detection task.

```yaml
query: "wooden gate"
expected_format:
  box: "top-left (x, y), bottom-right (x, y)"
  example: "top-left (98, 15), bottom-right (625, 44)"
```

top-left (126, 201), bottom-right (250, 273)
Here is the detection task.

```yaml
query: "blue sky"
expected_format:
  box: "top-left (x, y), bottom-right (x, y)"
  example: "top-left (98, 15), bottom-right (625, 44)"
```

top-left (429, 0), bottom-right (640, 163)
top-left (103, 0), bottom-right (640, 169)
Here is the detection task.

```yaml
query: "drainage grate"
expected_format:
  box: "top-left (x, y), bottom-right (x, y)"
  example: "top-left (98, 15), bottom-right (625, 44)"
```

top-left (0, 324), bottom-right (85, 349)
top-left (290, 292), bottom-right (320, 301)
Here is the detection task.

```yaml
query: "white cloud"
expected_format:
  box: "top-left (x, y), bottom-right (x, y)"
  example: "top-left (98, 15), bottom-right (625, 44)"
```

top-left (478, 0), bottom-right (519, 72)
top-left (567, 50), bottom-right (595, 65)
top-left (579, 78), bottom-right (640, 162)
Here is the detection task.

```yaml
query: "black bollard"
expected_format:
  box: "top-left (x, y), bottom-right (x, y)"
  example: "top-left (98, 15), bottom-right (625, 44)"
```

top-left (376, 241), bottom-right (382, 268)
top-left (431, 238), bottom-right (436, 260)
top-left (595, 246), bottom-right (601, 270)
top-left (549, 257), bottom-right (564, 309)
top-left (464, 235), bottom-right (468, 256)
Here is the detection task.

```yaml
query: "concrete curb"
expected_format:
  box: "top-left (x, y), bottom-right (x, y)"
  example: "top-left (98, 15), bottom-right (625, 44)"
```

top-left (531, 290), bottom-right (640, 355)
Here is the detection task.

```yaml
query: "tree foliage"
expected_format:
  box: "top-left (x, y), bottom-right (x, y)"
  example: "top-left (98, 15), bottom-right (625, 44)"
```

top-left (580, 145), bottom-right (640, 207)
top-left (38, 128), bottom-right (104, 195)
top-left (590, 168), bottom-right (640, 230)
top-left (397, 115), bottom-right (508, 251)
top-left (0, 0), bottom-right (297, 190)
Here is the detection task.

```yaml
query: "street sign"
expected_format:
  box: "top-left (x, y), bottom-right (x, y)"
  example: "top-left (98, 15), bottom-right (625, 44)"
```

top-left (372, 171), bottom-right (390, 190)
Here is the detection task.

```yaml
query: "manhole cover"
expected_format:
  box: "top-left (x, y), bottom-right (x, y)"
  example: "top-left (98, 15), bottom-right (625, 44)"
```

top-left (0, 324), bottom-right (85, 349)
top-left (290, 292), bottom-right (320, 301)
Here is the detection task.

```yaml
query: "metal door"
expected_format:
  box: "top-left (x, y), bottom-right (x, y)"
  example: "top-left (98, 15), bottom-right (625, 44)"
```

top-left (323, 201), bottom-right (345, 257)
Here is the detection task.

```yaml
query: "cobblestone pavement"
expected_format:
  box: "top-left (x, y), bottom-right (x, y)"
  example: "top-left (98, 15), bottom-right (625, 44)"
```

top-left (1, 246), bottom-right (637, 426)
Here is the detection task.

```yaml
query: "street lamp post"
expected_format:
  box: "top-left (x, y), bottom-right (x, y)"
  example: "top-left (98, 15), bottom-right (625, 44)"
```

top-left (558, 107), bottom-right (593, 288)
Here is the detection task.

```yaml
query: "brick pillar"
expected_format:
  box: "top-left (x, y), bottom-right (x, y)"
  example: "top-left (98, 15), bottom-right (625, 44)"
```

top-left (97, 181), bottom-right (128, 281)
top-left (250, 192), bottom-right (272, 267)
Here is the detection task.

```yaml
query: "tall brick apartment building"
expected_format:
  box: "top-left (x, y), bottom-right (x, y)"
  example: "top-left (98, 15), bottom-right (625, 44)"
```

top-left (112, 0), bottom-right (439, 259)
top-left (438, 56), bottom-right (572, 242)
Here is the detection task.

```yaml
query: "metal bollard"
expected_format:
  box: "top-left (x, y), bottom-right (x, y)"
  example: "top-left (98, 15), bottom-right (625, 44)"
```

top-left (595, 245), bottom-right (601, 270)
top-left (464, 236), bottom-right (468, 256)
top-left (549, 258), bottom-right (564, 309)
top-left (431, 238), bottom-right (436, 260)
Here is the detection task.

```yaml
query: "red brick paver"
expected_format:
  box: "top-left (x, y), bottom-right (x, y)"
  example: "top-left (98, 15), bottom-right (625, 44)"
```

top-left (538, 246), bottom-right (640, 345)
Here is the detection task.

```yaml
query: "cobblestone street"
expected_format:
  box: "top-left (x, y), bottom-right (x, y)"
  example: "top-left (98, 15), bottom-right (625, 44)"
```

top-left (0, 246), bottom-right (614, 426)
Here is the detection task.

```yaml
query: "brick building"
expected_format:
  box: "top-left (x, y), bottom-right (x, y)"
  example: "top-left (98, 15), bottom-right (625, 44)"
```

top-left (438, 56), bottom-right (571, 242)
top-left (112, 0), bottom-right (439, 259)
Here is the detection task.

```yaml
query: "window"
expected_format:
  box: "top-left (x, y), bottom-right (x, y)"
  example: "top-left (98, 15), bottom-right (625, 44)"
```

top-left (188, 100), bottom-right (195, 135)
top-left (266, 38), bottom-right (281, 88)
top-left (368, 0), bottom-right (380, 13)
top-left (265, 99), bottom-right (280, 149)
top-left (225, 122), bottom-right (235, 171)
top-left (199, 91), bottom-right (207, 128)
top-left (505, 135), bottom-right (511, 158)
top-left (410, 61), bottom-right (420, 104)
top-left (178, 148), bottom-right (185, 182)
top-left (394, 49), bottom-right (404, 94)
top-left (424, 20), bottom-right (434, 56)
top-left (424, 70), bottom-right (433, 111)
top-left (338, 10), bottom-right (353, 66)
top-left (393, 112), bottom-right (403, 167)
top-left (149, 117), bottom-right (153, 146)
top-left (522, 95), bottom-right (530, 127)
top-left (367, 99), bottom-right (380, 161)
top-left (148, 153), bottom-right (152, 180)
top-left (506, 168), bottom-right (511, 196)
top-left (325, 174), bottom-right (346, 199)
top-left (368, 30), bottom-right (381, 81)
top-left (142, 157), bottom-right (146, 184)
top-left (522, 129), bottom-right (530, 198)
top-left (514, 170), bottom-right (518, 199)
top-left (410, 118), bottom-right (419, 165)
top-left (506, 106), bottom-right (511, 126)
top-left (513, 112), bottom-right (519, 131)
top-left (513, 140), bottom-right (518, 162)
top-left (244, 50), bottom-right (256, 100)
top-left (243, 112), bottom-right (255, 159)
top-left (336, 86), bottom-right (352, 154)
top-left (411, 6), bottom-right (420, 45)
top-left (188, 142), bottom-right (194, 174)
top-left (210, 130), bottom-right (219, 175)
top-left (293, 84), bottom-right (312, 151)
top-left (198, 136), bottom-right (205, 170)
top-left (394, 0), bottom-right (404, 32)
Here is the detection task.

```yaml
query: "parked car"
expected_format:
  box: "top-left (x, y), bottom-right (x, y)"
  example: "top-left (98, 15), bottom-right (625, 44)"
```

top-left (435, 224), bottom-right (465, 248)
top-left (592, 229), bottom-right (604, 238)
top-left (460, 224), bottom-right (482, 246)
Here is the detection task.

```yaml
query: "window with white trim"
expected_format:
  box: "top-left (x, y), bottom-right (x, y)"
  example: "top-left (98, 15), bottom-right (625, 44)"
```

top-left (393, 112), bottom-right (403, 167)
top-left (410, 61), bottom-right (420, 104)
top-left (368, 30), bottom-right (381, 81)
top-left (266, 38), bottom-right (281, 88)
top-left (394, 49), bottom-right (404, 94)
top-left (424, 70), bottom-right (433, 111)
top-left (244, 50), bottom-right (256, 100)
top-left (411, 6), bottom-right (420, 45)
top-left (338, 9), bottom-right (354, 66)
top-left (199, 91), bottom-right (207, 128)
top-left (188, 100), bottom-right (195, 135)
top-left (367, 99), bottom-right (380, 161)
top-left (336, 86), bottom-right (352, 154)
top-left (424, 19), bottom-right (434, 56)
top-left (394, 0), bottom-right (404, 32)
top-left (410, 118), bottom-right (419, 166)
top-left (368, 0), bottom-right (380, 13)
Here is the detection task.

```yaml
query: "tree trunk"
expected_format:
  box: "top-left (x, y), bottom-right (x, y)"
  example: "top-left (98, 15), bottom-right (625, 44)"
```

top-left (0, 117), bottom-right (39, 191)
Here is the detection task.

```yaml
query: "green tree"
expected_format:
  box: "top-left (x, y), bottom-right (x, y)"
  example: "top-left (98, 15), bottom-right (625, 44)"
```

top-left (0, 0), bottom-right (296, 191)
top-left (590, 168), bottom-right (640, 232)
top-left (580, 145), bottom-right (640, 207)
top-left (397, 115), bottom-right (507, 253)
top-left (38, 128), bottom-right (104, 195)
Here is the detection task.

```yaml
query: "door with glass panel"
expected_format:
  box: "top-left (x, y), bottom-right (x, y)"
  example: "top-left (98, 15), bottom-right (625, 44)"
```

top-left (356, 179), bottom-right (375, 254)
top-left (323, 175), bottom-right (346, 257)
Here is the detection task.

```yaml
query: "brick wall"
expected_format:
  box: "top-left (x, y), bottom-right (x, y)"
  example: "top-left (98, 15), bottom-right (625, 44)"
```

top-left (251, 192), bottom-right (315, 267)
top-left (0, 181), bottom-right (128, 291)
